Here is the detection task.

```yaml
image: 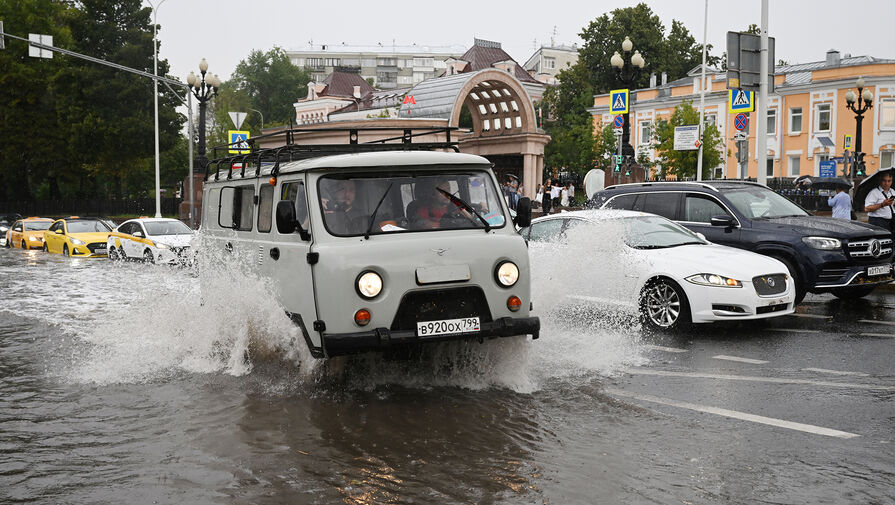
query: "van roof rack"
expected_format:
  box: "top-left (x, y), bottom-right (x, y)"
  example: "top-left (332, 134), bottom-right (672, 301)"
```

top-left (205, 126), bottom-right (461, 182)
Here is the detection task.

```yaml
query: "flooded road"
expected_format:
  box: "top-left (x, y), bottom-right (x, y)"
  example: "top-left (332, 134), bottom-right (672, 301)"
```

top-left (1, 245), bottom-right (893, 504)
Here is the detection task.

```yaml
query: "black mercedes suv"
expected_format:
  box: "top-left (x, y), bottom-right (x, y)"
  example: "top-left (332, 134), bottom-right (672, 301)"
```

top-left (589, 181), bottom-right (894, 304)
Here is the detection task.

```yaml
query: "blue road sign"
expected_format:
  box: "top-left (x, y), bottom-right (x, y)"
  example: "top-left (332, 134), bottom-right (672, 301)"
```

top-left (734, 113), bottom-right (749, 131)
top-left (819, 160), bottom-right (837, 178)
top-left (728, 89), bottom-right (754, 113)
top-left (610, 89), bottom-right (629, 114)
top-left (613, 115), bottom-right (624, 128)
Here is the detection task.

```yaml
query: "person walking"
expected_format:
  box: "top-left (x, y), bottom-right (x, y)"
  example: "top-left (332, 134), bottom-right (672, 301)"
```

top-left (535, 184), bottom-right (544, 210)
top-left (864, 172), bottom-right (894, 233)
top-left (560, 183), bottom-right (570, 207)
top-left (550, 182), bottom-right (561, 209)
top-left (542, 181), bottom-right (552, 215)
top-left (827, 186), bottom-right (852, 220)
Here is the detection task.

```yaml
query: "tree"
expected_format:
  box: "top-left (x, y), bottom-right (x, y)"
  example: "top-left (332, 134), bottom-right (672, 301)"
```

top-left (227, 47), bottom-right (313, 127)
top-left (652, 101), bottom-right (725, 179)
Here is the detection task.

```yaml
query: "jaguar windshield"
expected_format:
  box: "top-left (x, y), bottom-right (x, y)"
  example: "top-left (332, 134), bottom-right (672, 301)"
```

top-left (722, 186), bottom-right (809, 219)
top-left (318, 171), bottom-right (507, 236)
top-left (625, 215), bottom-right (706, 249)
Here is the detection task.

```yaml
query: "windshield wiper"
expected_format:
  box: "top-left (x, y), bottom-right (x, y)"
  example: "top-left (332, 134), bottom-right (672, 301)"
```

top-left (364, 182), bottom-right (394, 240)
top-left (437, 187), bottom-right (491, 232)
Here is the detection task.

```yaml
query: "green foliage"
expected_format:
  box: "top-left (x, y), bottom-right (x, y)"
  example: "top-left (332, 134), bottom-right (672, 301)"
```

top-left (227, 47), bottom-right (312, 127)
top-left (652, 101), bottom-right (724, 179)
top-left (0, 0), bottom-right (186, 202)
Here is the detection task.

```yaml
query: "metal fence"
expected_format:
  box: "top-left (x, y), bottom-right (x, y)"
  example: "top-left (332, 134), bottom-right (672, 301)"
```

top-left (0, 197), bottom-right (182, 218)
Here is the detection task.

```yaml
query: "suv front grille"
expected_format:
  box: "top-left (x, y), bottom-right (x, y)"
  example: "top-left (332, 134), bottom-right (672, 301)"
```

top-left (847, 237), bottom-right (893, 259)
top-left (753, 274), bottom-right (788, 296)
top-left (391, 286), bottom-right (493, 331)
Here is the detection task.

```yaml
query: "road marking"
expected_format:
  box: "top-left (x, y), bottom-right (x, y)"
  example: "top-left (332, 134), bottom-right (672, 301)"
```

top-left (768, 328), bottom-right (821, 334)
top-left (859, 319), bottom-right (895, 326)
top-left (789, 313), bottom-right (831, 319)
top-left (858, 332), bottom-right (895, 339)
top-left (605, 389), bottom-right (860, 439)
top-left (624, 369), bottom-right (895, 391)
top-left (713, 355), bottom-right (769, 364)
top-left (802, 368), bottom-right (869, 377)
top-left (644, 345), bottom-right (689, 353)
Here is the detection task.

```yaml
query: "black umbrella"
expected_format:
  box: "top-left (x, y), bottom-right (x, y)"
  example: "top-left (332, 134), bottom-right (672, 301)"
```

top-left (794, 176), bottom-right (852, 191)
top-left (855, 166), bottom-right (894, 211)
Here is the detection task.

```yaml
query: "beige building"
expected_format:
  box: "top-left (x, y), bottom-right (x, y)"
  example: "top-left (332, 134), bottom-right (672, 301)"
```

top-left (522, 44), bottom-right (579, 85)
top-left (589, 50), bottom-right (895, 179)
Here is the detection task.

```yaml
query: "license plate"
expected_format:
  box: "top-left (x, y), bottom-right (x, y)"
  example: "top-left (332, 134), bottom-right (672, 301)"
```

top-left (867, 265), bottom-right (891, 276)
top-left (94, 248), bottom-right (107, 254)
top-left (417, 317), bottom-right (480, 337)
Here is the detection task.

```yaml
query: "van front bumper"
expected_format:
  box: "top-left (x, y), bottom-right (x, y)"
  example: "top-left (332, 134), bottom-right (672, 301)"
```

top-left (322, 316), bottom-right (540, 357)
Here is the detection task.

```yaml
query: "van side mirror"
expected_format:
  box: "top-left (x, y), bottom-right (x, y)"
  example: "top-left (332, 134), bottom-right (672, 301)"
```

top-left (710, 215), bottom-right (736, 227)
top-left (514, 197), bottom-right (532, 228)
top-left (276, 200), bottom-right (311, 240)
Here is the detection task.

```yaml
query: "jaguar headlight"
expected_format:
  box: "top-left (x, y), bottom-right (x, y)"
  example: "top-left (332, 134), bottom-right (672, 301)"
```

top-left (69, 237), bottom-right (85, 245)
top-left (356, 271), bottom-right (383, 299)
top-left (685, 273), bottom-right (742, 288)
top-left (801, 236), bottom-right (841, 250)
top-left (495, 261), bottom-right (519, 287)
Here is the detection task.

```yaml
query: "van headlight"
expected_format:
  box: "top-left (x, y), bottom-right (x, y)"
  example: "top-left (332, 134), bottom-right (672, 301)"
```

top-left (801, 237), bottom-right (841, 250)
top-left (495, 261), bottom-right (519, 287)
top-left (686, 273), bottom-right (742, 287)
top-left (356, 271), bottom-right (383, 299)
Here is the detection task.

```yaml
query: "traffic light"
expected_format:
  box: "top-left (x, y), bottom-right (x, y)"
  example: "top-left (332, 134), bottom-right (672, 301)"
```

top-left (613, 154), bottom-right (622, 172)
top-left (854, 152), bottom-right (865, 177)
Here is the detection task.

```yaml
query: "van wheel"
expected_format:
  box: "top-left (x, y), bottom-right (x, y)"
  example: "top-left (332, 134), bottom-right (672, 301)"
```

top-left (770, 256), bottom-right (805, 305)
top-left (640, 277), bottom-right (691, 332)
top-left (143, 249), bottom-right (154, 264)
top-left (831, 286), bottom-right (876, 300)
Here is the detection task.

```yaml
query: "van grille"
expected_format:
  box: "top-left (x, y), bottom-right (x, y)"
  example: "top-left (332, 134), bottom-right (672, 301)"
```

top-left (752, 274), bottom-right (787, 296)
top-left (391, 286), bottom-right (493, 331)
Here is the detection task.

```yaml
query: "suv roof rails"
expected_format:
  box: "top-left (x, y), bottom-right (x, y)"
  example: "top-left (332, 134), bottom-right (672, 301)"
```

top-left (205, 126), bottom-right (461, 182)
top-left (603, 180), bottom-right (767, 193)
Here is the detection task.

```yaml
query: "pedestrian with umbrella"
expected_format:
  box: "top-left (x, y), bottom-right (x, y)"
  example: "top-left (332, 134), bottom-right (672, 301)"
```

top-left (857, 168), bottom-right (894, 233)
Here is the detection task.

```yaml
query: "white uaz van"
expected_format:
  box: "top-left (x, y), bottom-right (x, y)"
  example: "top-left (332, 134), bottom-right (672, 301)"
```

top-left (201, 135), bottom-right (539, 358)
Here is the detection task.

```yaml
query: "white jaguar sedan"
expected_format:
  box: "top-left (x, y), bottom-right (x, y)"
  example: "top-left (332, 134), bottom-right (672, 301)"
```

top-left (523, 210), bottom-right (795, 331)
top-left (107, 218), bottom-right (195, 264)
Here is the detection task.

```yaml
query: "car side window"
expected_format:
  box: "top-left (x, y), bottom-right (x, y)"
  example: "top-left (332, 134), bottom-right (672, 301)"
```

top-left (642, 193), bottom-right (680, 220)
top-left (604, 194), bottom-right (638, 210)
top-left (50, 222), bottom-right (63, 233)
top-left (13, 222), bottom-right (22, 232)
top-left (119, 223), bottom-right (133, 235)
top-left (684, 194), bottom-right (728, 223)
top-left (136, 224), bottom-right (148, 237)
top-left (257, 184), bottom-right (275, 233)
top-left (281, 181), bottom-right (310, 231)
top-left (528, 219), bottom-right (564, 242)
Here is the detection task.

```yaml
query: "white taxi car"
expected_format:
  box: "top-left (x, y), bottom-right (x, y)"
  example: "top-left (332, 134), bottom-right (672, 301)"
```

top-left (107, 218), bottom-right (194, 264)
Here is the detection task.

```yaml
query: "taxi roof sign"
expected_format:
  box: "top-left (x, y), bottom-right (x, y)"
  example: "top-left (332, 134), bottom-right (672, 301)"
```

top-left (228, 130), bottom-right (250, 154)
top-left (610, 89), bottom-right (629, 115)
top-left (728, 89), bottom-right (754, 113)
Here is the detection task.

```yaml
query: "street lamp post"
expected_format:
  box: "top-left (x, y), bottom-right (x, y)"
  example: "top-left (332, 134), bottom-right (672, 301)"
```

top-left (249, 108), bottom-right (264, 130)
top-left (148, 0), bottom-right (166, 218)
top-left (845, 77), bottom-right (873, 179)
top-left (186, 59), bottom-right (220, 171)
top-left (610, 36), bottom-right (645, 181)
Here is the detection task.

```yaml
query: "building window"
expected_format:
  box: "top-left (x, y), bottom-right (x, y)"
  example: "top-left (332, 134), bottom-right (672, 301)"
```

top-left (788, 155), bottom-right (801, 176)
top-left (767, 108), bottom-right (776, 134)
top-left (789, 107), bottom-right (802, 134)
top-left (639, 121), bottom-right (651, 145)
top-left (306, 58), bottom-right (324, 68)
top-left (704, 113), bottom-right (717, 126)
top-left (881, 151), bottom-right (894, 169)
top-left (412, 57), bottom-right (434, 67)
top-left (767, 158), bottom-right (774, 178)
top-left (880, 101), bottom-right (895, 130)
top-left (376, 58), bottom-right (397, 66)
top-left (815, 103), bottom-right (831, 132)
top-left (324, 58), bottom-right (340, 67)
top-left (361, 59), bottom-right (376, 67)
top-left (543, 57), bottom-right (556, 69)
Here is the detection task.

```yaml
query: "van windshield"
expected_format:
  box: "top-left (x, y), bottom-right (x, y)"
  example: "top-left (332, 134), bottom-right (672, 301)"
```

top-left (319, 171), bottom-right (507, 236)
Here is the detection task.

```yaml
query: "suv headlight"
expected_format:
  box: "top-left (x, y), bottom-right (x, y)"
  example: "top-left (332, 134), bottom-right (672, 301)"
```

top-left (495, 261), bottom-right (519, 287)
top-left (801, 236), bottom-right (841, 250)
top-left (356, 271), bottom-right (383, 299)
top-left (70, 237), bottom-right (85, 245)
top-left (685, 273), bottom-right (742, 288)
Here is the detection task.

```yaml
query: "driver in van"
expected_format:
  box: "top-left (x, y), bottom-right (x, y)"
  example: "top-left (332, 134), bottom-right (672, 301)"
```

top-left (325, 179), bottom-right (365, 233)
top-left (408, 178), bottom-right (455, 229)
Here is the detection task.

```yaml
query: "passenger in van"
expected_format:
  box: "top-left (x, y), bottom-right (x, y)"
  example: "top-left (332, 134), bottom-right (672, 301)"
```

top-left (408, 178), bottom-right (474, 230)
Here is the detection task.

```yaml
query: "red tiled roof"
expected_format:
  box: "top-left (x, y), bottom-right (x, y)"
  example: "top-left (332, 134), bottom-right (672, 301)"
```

top-left (458, 45), bottom-right (539, 83)
top-left (320, 71), bottom-right (375, 99)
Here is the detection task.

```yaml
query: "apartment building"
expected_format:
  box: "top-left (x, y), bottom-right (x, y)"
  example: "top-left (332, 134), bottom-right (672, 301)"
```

top-left (589, 50), bottom-right (895, 178)
top-left (522, 44), bottom-right (579, 85)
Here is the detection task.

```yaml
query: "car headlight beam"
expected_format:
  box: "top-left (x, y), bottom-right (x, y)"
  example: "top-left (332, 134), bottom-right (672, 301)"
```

top-left (495, 261), bottom-right (519, 287)
top-left (70, 237), bottom-right (85, 245)
top-left (801, 236), bottom-right (841, 250)
top-left (685, 273), bottom-right (742, 288)
top-left (356, 271), bottom-right (383, 299)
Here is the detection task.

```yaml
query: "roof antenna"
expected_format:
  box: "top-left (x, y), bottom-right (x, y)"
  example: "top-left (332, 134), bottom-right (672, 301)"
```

top-left (551, 25), bottom-right (557, 47)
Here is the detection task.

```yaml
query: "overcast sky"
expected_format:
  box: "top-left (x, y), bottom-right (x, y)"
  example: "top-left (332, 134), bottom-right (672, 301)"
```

top-left (153, 0), bottom-right (894, 83)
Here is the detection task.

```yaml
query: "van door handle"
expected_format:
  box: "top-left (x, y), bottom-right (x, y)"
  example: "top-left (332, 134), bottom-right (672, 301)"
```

top-left (225, 242), bottom-right (233, 253)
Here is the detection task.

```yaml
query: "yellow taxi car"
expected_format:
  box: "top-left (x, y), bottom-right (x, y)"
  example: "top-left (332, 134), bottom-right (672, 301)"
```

top-left (7, 217), bottom-right (54, 250)
top-left (43, 217), bottom-right (113, 257)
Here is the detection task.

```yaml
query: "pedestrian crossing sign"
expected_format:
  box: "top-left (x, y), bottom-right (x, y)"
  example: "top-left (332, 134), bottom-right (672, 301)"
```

top-left (843, 134), bottom-right (853, 150)
top-left (228, 130), bottom-right (250, 154)
top-left (610, 89), bottom-right (629, 114)
top-left (728, 89), bottom-right (754, 113)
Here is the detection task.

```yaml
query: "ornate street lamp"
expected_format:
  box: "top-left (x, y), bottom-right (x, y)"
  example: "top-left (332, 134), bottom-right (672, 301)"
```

top-left (845, 77), bottom-right (873, 178)
top-left (186, 59), bottom-right (220, 170)
top-left (610, 36), bottom-right (645, 179)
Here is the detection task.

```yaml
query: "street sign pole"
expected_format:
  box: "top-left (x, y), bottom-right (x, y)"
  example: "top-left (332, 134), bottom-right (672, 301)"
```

top-left (757, 0), bottom-right (769, 185)
top-left (696, 0), bottom-right (708, 181)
